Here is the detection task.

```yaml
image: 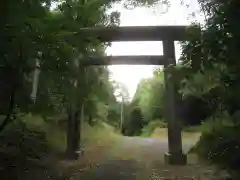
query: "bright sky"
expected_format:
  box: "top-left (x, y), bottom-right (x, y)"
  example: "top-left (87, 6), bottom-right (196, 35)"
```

top-left (106, 0), bottom-right (205, 99)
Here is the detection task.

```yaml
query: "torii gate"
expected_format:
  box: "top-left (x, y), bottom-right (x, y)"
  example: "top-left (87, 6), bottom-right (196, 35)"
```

top-left (79, 26), bottom-right (188, 165)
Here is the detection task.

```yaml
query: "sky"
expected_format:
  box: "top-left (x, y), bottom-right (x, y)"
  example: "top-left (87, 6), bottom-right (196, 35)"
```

top-left (106, 0), bottom-right (205, 99)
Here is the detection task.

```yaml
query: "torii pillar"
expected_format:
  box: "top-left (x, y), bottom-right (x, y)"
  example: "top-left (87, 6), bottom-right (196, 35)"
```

top-left (163, 40), bottom-right (187, 165)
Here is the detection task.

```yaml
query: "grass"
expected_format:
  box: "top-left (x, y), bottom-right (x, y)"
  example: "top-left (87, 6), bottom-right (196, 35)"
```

top-left (151, 128), bottom-right (201, 141)
top-left (0, 114), bottom-right (120, 179)
top-left (184, 125), bottom-right (204, 133)
top-left (140, 119), bottom-right (201, 141)
top-left (183, 122), bottom-right (211, 133)
top-left (57, 121), bottom-right (121, 178)
top-left (56, 120), bottom-right (121, 174)
top-left (21, 115), bottom-right (119, 154)
top-left (140, 120), bottom-right (167, 137)
top-left (82, 121), bottom-right (119, 146)
top-left (23, 115), bottom-right (67, 154)
top-left (184, 117), bottom-right (235, 133)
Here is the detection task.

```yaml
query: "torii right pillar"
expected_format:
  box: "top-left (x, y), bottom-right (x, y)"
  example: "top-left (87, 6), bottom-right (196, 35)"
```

top-left (163, 40), bottom-right (187, 165)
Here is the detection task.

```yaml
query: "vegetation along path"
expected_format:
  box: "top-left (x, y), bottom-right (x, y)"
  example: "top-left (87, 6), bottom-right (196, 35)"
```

top-left (68, 134), bottom-right (218, 180)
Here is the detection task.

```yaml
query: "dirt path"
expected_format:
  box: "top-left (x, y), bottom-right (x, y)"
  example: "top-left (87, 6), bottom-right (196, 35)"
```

top-left (66, 135), bottom-right (218, 180)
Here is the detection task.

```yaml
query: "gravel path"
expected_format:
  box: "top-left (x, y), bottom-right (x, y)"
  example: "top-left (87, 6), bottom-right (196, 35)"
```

top-left (71, 136), bottom-right (217, 180)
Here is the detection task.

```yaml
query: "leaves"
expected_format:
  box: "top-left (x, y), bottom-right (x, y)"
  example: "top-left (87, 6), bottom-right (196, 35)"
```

top-left (172, 0), bottom-right (240, 116)
top-left (131, 70), bottom-right (165, 123)
top-left (0, 0), bottom-right (125, 127)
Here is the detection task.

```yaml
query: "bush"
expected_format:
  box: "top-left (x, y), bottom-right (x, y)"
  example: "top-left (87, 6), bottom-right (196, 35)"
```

top-left (184, 125), bottom-right (202, 132)
top-left (183, 121), bottom-right (211, 132)
top-left (0, 118), bottom-right (62, 180)
top-left (193, 117), bottom-right (240, 170)
top-left (141, 119), bottom-right (167, 137)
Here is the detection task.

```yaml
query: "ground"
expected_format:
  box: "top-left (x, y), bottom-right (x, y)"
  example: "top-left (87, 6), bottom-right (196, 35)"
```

top-left (61, 129), bottom-right (218, 180)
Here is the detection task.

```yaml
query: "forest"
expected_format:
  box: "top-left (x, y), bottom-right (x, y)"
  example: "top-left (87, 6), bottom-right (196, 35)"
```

top-left (1, 0), bottom-right (240, 179)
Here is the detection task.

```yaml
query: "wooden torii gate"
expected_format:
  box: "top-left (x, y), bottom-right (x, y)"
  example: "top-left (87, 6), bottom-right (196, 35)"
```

top-left (79, 26), bottom-right (188, 165)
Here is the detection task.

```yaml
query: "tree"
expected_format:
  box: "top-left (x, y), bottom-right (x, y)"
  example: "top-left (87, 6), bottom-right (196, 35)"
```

top-left (168, 0), bottom-right (240, 171)
top-left (123, 107), bottom-right (144, 136)
top-left (1, 0), bottom-right (122, 160)
top-left (171, 0), bottom-right (240, 117)
top-left (123, 0), bottom-right (170, 10)
top-left (131, 70), bottom-right (165, 123)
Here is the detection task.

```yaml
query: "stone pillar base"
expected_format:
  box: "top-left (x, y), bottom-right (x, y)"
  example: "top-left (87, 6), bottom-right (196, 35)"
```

top-left (164, 152), bottom-right (187, 165)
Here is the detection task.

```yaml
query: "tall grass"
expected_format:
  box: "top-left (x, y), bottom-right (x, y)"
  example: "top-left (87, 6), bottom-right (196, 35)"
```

top-left (0, 114), bottom-right (119, 180)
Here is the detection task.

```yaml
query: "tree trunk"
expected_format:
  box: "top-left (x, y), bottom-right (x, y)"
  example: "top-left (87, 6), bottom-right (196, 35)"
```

top-left (88, 114), bottom-right (93, 126)
top-left (0, 90), bottom-right (15, 133)
top-left (0, 66), bottom-right (19, 133)
top-left (66, 104), bottom-right (80, 160)
top-left (66, 104), bottom-right (75, 160)
top-left (73, 109), bottom-right (80, 159)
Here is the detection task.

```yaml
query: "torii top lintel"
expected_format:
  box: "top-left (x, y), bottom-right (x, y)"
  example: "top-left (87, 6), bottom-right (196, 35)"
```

top-left (77, 26), bottom-right (189, 42)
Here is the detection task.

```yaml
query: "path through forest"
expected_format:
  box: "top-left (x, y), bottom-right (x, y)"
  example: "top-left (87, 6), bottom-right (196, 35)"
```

top-left (64, 134), bottom-right (219, 180)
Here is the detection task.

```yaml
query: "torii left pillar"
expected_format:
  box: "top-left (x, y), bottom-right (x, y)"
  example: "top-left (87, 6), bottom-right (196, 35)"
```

top-left (163, 40), bottom-right (187, 165)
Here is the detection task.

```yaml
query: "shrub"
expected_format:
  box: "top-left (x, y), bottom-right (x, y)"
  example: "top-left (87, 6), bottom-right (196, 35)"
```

top-left (141, 119), bottom-right (167, 137)
top-left (183, 121), bottom-right (211, 132)
top-left (193, 117), bottom-right (240, 170)
top-left (0, 119), bottom-right (61, 180)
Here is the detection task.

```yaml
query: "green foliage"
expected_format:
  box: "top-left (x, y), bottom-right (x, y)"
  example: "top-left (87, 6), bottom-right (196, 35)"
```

top-left (193, 117), bottom-right (240, 170)
top-left (0, 115), bottom-right (119, 180)
top-left (174, 0), bottom-right (240, 116)
top-left (131, 69), bottom-right (165, 123)
top-left (0, 119), bottom-right (60, 180)
top-left (183, 119), bottom-right (217, 133)
top-left (141, 119), bottom-right (166, 137)
top-left (123, 68), bottom-right (165, 136)
top-left (0, 121), bottom-right (49, 159)
top-left (1, 0), bottom-right (122, 116)
top-left (123, 0), bottom-right (170, 9)
top-left (161, 1), bottom-right (240, 175)
top-left (0, 0), bottom-right (200, 178)
top-left (0, 0), bottom-right (125, 177)
top-left (183, 125), bottom-right (203, 133)
top-left (122, 106), bottom-right (144, 136)
top-left (81, 121), bottom-right (119, 146)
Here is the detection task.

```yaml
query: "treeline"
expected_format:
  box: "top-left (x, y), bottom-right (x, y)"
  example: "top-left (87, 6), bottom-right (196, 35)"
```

top-left (121, 70), bottom-right (164, 136)
top-left (122, 68), bottom-right (212, 136)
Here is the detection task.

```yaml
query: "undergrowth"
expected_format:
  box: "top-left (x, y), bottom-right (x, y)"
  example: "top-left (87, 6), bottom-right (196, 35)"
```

top-left (0, 115), bottom-right (118, 180)
top-left (0, 118), bottom-right (61, 180)
top-left (191, 115), bottom-right (240, 179)
top-left (141, 119), bottom-right (167, 137)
